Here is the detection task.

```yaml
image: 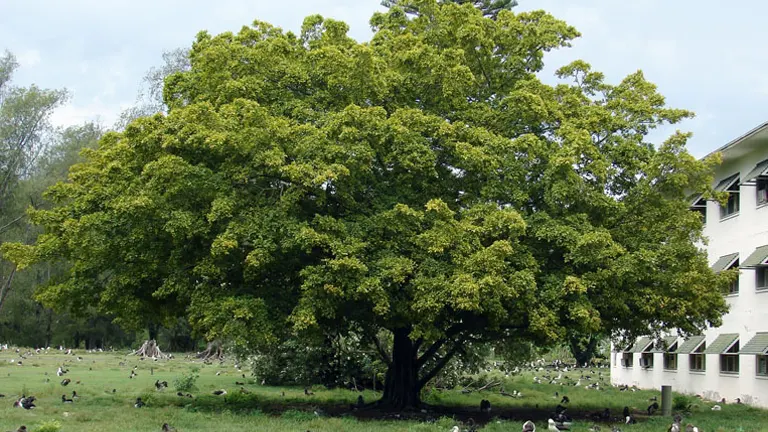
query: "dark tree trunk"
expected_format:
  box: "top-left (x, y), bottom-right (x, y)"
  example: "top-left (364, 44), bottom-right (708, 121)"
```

top-left (569, 333), bottom-right (599, 366)
top-left (148, 322), bottom-right (159, 341)
top-left (381, 328), bottom-right (421, 409)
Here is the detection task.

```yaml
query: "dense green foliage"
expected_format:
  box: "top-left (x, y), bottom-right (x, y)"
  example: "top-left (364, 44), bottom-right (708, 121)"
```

top-left (5, 0), bottom-right (730, 406)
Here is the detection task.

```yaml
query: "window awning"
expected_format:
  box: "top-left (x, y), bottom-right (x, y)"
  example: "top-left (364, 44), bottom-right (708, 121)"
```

top-left (629, 336), bottom-right (654, 353)
top-left (675, 335), bottom-right (705, 353)
top-left (740, 333), bottom-right (768, 355)
top-left (703, 333), bottom-right (739, 354)
top-left (689, 194), bottom-right (706, 206)
top-left (714, 173), bottom-right (740, 192)
top-left (742, 245), bottom-right (768, 268)
top-left (652, 336), bottom-right (679, 353)
top-left (744, 159), bottom-right (768, 183)
top-left (710, 253), bottom-right (739, 273)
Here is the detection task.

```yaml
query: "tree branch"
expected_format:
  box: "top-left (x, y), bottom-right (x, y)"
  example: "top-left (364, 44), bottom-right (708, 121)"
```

top-left (370, 333), bottom-right (392, 366)
top-left (417, 339), bottom-right (464, 389)
top-left (416, 338), bottom-right (446, 368)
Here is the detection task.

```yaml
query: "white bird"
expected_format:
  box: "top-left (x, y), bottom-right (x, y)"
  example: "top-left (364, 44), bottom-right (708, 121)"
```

top-left (547, 419), bottom-right (560, 431)
top-left (523, 420), bottom-right (536, 432)
top-left (711, 404), bottom-right (722, 411)
top-left (450, 426), bottom-right (460, 432)
top-left (685, 425), bottom-right (699, 432)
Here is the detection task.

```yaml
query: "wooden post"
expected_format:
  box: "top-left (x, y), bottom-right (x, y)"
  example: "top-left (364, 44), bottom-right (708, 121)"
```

top-left (661, 385), bottom-right (672, 416)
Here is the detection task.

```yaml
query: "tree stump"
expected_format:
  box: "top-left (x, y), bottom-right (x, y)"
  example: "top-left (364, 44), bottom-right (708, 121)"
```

top-left (196, 340), bottom-right (224, 361)
top-left (132, 339), bottom-right (168, 359)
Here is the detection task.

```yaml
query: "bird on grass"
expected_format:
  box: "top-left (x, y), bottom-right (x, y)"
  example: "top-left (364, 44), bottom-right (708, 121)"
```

top-left (304, 387), bottom-right (315, 396)
top-left (522, 420), bottom-right (536, 432)
top-left (134, 397), bottom-right (145, 408)
top-left (61, 378), bottom-right (71, 386)
top-left (647, 402), bottom-right (659, 415)
top-left (711, 404), bottom-right (722, 411)
top-left (212, 389), bottom-right (227, 396)
top-left (72, 391), bottom-right (79, 401)
top-left (547, 418), bottom-right (569, 431)
top-left (14, 427), bottom-right (26, 432)
top-left (161, 423), bottom-right (177, 432)
top-left (685, 424), bottom-right (700, 432)
top-left (61, 395), bottom-right (73, 403)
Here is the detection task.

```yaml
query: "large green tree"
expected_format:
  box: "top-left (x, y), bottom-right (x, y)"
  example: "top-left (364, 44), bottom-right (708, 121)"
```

top-left (5, 1), bottom-right (730, 408)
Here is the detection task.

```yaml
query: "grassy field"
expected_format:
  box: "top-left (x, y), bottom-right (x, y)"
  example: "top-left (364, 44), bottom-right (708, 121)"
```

top-left (0, 348), bottom-right (766, 431)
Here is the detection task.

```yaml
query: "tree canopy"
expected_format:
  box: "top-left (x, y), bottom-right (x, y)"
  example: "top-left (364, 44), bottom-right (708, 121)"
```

top-left (4, 0), bottom-right (730, 407)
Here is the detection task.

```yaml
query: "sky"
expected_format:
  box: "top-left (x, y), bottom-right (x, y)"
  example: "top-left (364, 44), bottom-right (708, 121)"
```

top-left (2, 0), bottom-right (768, 157)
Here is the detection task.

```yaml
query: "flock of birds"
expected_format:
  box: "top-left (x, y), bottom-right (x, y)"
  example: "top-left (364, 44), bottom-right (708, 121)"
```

top-left (0, 345), bottom-right (241, 432)
top-left (0, 348), bottom-right (733, 432)
top-left (442, 359), bottom-right (716, 432)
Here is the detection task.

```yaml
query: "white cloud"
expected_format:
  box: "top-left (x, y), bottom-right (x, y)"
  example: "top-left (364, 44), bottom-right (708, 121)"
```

top-left (16, 49), bottom-right (41, 67)
top-left (50, 97), bottom-right (131, 129)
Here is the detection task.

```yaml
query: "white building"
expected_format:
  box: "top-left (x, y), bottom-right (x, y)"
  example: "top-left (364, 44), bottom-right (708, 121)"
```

top-left (610, 122), bottom-right (768, 407)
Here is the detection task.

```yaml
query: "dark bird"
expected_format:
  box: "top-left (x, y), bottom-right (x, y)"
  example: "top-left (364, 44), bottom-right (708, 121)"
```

top-left (161, 423), bottom-right (177, 432)
top-left (304, 387), bottom-right (314, 396)
top-left (212, 389), bottom-right (227, 396)
top-left (560, 396), bottom-right (570, 404)
top-left (134, 397), bottom-right (145, 408)
top-left (177, 392), bottom-right (184, 397)
top-left (235, 381), bottom-right (245, 386)
top-left (480, 399), bottom-right (491, 413)
top-left (61, 378), bottom-right (71, 386)
top-left (20, 396), bottom-right (35, 410)
top-left (72, 391), bottom-right (79, 401)
top-left (15, 426), bottom-right (27, 432)
top-left (649, 396), bottom-right (658, 402)
top-left (647, 402), bottom-right (659, 415)
top-left (62, 395), bottom-right (73, 403)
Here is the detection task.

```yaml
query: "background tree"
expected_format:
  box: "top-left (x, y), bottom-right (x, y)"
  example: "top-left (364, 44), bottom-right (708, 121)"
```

top-left (0, 50), bottom-right (67, 313)
top-left (114, 48), bottom-right (191, 131)
top-left (5, 0), bottom-right (730, 408)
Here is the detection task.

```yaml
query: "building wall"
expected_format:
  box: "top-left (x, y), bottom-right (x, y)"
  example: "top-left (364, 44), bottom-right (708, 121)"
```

top-left (611, 143), bottom-right (768, 407)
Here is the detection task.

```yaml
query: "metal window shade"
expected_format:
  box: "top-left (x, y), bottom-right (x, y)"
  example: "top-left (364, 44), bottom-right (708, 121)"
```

top-left (713, 173), bottom-right (740, 192)
top-left (703, 333), bottom-right (739, 354)
top-left (629, 337), bottom-right (653, 353)
top-left (744, 159), bottom-right (768, 183)
top-left (710, 253), bottom-right (739, 273)
top-left (742, 245), bottom-right (768, 268)
top-left (739, 333), bottom-right (768, 355)
top-left (675, 335), bottom-right (705, 354)
top-left (651, 336), bottom-right (679, 353)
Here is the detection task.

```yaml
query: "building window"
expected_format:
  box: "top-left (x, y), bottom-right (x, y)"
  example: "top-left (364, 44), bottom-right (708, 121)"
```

top-left (690, 342), bottom-right (706, 371)
top-left (640, 352), bottom-right (654, 369)
top-left (758, 356), bottom-right (768, 377)
top-left (720, 342), bottom-right (739, 374)
top-left (758, 177), bottom-right (768, 206)
top-left (664, 343), bottom-right (678, 370)
top-left (720, 178), bottom-right (740, 219)
top-left (690, 196), bottom-right (707, 224)
top-left (757, 266), bottom-right (768, 290)
top-left (621, 352), bottom-right (632, 368)
top-left (726, 259), bottom-right (740, 294)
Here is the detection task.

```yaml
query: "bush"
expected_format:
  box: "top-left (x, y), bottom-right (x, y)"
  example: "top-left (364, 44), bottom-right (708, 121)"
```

top-left (36, 420), bottom-right (62, 432)
top-left (673, 394), bottom-right (692, 411)
top-left (174, 371), bottom-right (199, 392)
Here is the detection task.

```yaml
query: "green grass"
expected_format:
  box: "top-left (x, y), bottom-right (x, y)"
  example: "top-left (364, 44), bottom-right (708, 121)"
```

top-left (0, 348), bottom-right (765, 431)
